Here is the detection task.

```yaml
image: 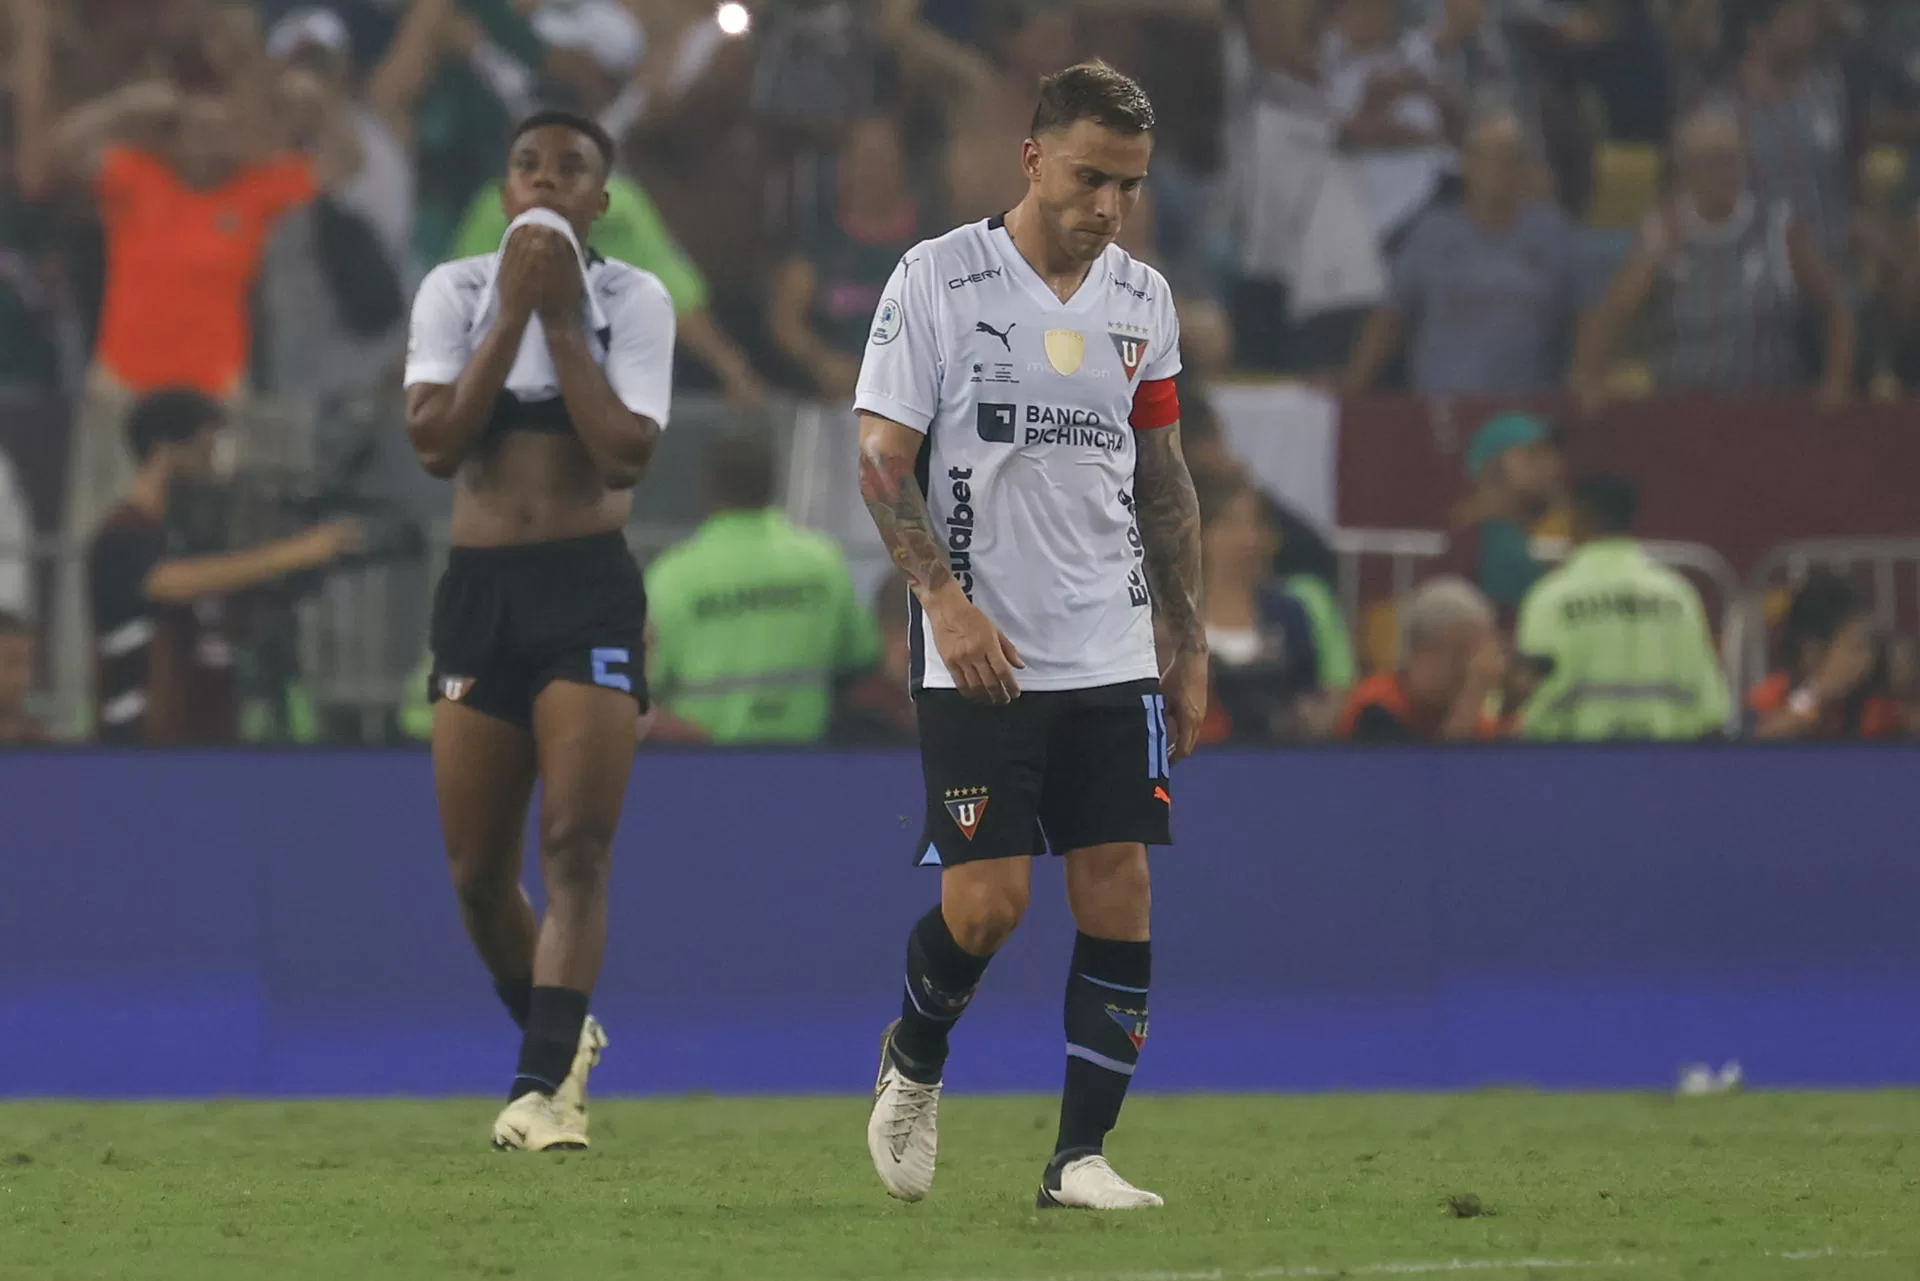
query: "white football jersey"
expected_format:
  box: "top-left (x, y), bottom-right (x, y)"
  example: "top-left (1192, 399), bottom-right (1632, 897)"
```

top-left (404, 252), bottom-right (675, 428)
top-left (854, 216), bottom-right (1182, 692)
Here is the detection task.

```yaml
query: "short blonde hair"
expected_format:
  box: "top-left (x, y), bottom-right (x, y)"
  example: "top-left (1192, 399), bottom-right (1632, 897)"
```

top-left (1402, 577), bottom-right (1494, 655)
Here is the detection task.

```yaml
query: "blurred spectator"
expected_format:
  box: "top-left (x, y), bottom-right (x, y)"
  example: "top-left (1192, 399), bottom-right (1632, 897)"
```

top-left (830, 572), bottom-right (917, 747)
top-left (1514, 474), bottom-right (1730, 740)
top-left (1749, 568), bottom-right (1900, 739)
top-left (1852, 144), bottom-right (1918, 393)
top-left (1419, 0), bottom-right (1523, 124)
top-left (0, 609), bottom-right (45, 744)
top-left (1179, 389), bottom-right (1341, 592)
top-left (392, 0), bottom-right (644, 262)
top-left (1445, 410), bottom-right (1568, 616)
top-left (1342, 109), bottom-right (1578, 395)
top-left (450, 169), bottom-right (766, 408)
top-left (47, 77), bottom-right (337, 491)
top-left (1728, 0), bottom-right (1851, 269)
top-left (1888, 633), bottom-right (1920, 739)
top-left (1193, 467), bottom-right (1346, 744)
top-left (0, 436), bottom-right (29, 618)
top-left (258, 7), bottom-right (414, 406)
top-left (1571, 105), bottom-right (1854, 406)
top-left (770, 114), bottom-right (922, 400)
top-left (424, 0), bottom-right (766, 404)
top-left (1323, 0), bottom-right (1459, 248)
top-left (924, 3), bottom-right (1082, 225)
top-left (646, 435), bottom-right (878, 744)
top-left (1222, 0), bottom-right (1385, 372)
top-left (1338, 576), bottom-right (1506, 742)
top-left (89, 391), bottom-right (361, 745)
top-left (26, 5), bottom-right (355, 737)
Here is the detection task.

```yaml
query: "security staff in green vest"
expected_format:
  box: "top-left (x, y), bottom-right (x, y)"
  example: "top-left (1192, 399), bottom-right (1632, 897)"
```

top-left (645, 436), bottom-right (878, 742)
top-left (1515, 474), bottom-right (1730, 740)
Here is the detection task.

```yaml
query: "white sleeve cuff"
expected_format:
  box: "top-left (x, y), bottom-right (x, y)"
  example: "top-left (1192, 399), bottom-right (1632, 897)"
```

top-left (852, 391), bottom-right (932, 434)
top-left (403, 361), bottom-right (465, 388)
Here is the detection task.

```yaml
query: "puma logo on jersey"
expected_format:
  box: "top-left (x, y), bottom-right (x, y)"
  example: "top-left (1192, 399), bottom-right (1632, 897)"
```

top-left (975, 320), bottom-right (1015, 351)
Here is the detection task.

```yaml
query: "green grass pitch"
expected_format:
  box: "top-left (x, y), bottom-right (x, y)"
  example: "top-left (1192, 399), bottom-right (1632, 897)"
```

top-left (1, 1093), bottom-right (1916, 1280)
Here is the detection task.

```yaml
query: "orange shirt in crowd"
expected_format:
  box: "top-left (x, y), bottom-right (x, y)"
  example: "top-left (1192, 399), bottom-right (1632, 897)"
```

top-left (1746, 672), bottom-right (1900, 739)
top-left (1337, 672), bottom-right (1503, 743)
top-left (94, 145), bottom-right (316, 394)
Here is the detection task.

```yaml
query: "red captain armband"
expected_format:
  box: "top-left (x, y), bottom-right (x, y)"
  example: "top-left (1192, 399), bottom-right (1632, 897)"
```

top-left (1129, 377), bottom-right (1180, 430)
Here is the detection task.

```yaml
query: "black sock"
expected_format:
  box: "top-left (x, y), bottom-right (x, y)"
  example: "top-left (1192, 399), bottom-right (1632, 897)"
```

top-left (892, 905), bottom-right (994, 1083)
top-left (1055, 933), bottom-right (1151, 1158)
top-left (510, 986), bottom-right (590, 1100)
top-left (494, 975), bottom-right (533, 1030)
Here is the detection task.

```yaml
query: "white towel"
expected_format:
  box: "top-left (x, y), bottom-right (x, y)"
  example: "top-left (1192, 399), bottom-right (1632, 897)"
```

top-left (470, 207), bottom-right (611, 401)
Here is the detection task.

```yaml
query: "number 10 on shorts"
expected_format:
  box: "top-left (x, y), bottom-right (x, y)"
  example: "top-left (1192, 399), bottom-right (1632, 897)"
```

top-left (1142, 693), bottom-right (1171, 780)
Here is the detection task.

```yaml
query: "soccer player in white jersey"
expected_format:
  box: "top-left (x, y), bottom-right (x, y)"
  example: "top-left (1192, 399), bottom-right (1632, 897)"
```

top-left (854, 63), bottom-right (1206, 1210)
top-left (404, 111), bottom-right (674, 1151)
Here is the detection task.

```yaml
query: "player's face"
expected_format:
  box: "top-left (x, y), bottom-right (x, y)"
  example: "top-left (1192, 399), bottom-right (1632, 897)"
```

top-left (0, 632), bottom-right (30, 714)
top-left (503, 125), bottom-right (612, 240)
top-left (1027, 120), bottom-right (1152, 264)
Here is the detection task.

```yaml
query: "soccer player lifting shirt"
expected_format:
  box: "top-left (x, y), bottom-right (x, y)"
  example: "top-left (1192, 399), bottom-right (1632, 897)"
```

top-left (403, 112), bottom-right (675, 1151)
top-left (854, 63), bottom-right (1206, 1210)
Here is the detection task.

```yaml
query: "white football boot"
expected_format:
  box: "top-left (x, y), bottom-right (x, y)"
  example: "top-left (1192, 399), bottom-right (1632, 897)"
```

top-left (867, 1019), bottom-right (942, 1201)
top-left (1036, 1153), bottom-right (1165, 1210)
top-left (491, 1091), bottom-right (588, 1151)
top-left (552, 1015), bottom-right (608, 1136)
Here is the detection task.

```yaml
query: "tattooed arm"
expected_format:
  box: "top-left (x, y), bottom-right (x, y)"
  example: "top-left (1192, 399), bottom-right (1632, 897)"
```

top-left (858, 412), bottom-right (1023, 704)
top-left (1134, 420), bottom-right (1208, 761)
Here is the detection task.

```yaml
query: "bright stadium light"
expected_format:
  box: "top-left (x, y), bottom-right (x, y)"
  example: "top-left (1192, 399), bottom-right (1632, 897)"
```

top-left (716, 2), bottom-right (750, 36)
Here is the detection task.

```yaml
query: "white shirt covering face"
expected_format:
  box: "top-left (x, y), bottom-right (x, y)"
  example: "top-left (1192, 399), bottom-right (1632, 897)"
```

top-left (403, 251), bottom-right (677, 428)
top-left (855, 215), bottom-right (1183, 693)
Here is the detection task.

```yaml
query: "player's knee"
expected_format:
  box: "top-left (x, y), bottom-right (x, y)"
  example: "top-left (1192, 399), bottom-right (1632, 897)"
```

top-left (1067, 844), bottom-right (1152, 938)
top-left (448, 846), bottom-right (518, 910)
top-left (539, 811), bottom-right (615, 892)
top-left (943, 875), bottom-right (1030, 955)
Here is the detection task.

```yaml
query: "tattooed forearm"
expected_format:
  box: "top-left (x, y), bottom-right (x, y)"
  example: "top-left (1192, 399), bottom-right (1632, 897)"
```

top-left (1135, 422), bottom-right (1205, 654)
top-left (858, 424), bottom-right (955, 598)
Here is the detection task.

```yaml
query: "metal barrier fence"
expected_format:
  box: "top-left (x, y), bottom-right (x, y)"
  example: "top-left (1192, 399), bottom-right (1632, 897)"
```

top-left (1743, 538), bottom-right (1920, 686)
top-left (1329, 528), bottom-right (1750, 726)
top-left (3, 391), bottom-right (800, 740)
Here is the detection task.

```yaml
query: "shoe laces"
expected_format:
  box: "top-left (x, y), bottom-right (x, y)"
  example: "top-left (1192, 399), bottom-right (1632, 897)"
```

top-left (883, 1078), bottom-right (938, 1144)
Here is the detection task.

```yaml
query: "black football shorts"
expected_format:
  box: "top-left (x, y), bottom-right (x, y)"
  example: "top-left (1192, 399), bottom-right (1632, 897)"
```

top-left (914, 678), bottom-right (1173, 868)
top-left (427, 531), bottom-right (648, 729)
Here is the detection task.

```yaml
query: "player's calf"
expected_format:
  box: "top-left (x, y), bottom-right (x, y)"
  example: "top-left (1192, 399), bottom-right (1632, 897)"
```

top-left (891, 899), bottom-right (1007, 1081)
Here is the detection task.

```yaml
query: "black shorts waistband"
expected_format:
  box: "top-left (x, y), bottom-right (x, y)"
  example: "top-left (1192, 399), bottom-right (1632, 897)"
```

top-left (446, 530), bottom-right (632, 569)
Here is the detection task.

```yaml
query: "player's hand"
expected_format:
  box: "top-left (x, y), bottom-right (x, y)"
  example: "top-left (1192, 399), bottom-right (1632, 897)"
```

top-left (1160, 647), bottom-right (1208, 765)
top-left (496, 226), bottom-right (555, 322)
top-left (535, 235), bottom-right (585, 326)
top-left (924, 580), bottom-right (1023, 704)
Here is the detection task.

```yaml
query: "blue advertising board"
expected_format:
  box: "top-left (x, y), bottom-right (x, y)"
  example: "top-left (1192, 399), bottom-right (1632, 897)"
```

top-left (0, 746), bottom-right (1913, 1097)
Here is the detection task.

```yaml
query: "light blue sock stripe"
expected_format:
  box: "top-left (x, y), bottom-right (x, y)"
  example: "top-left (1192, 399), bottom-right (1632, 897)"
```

top-left (512, 1073), bottom-right (560, 1091)
top-left (1080, 973), bottom-right (1150, 995)
top-left (902, 976), bottom-right (962, 1023)
top-left (1066, 1043), bottom-right (1137, 1076)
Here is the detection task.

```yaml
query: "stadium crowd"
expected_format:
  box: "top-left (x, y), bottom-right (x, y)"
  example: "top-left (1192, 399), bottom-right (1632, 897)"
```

top-left (0, 0), bottom-right (1915, 747)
